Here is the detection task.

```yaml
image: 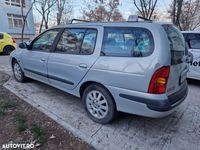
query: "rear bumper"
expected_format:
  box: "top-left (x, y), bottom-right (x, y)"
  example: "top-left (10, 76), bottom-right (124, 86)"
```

top-left (105, 81), bottom-right (188, 118)
top-left (119, 82), bottom-right (188, 112)
top-left (146, 83), bottom-right (188, 112)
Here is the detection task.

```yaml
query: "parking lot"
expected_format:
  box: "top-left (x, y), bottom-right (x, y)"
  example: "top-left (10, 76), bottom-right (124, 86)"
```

top-left (0, 56), bottom-right (200, 150)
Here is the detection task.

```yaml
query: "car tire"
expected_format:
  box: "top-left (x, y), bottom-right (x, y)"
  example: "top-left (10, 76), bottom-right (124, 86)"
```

top-left (3, 46), bottom-right (15, 55)
top-left (82, 84), bottom-right (117, 124)
top-left (12, 60), bottom-right (26, 82)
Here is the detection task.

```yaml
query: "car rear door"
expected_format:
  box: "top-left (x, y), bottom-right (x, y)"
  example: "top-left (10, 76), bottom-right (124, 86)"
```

top-left (47, 27), bottom-right (101, 90)
top-left (184, 33), bottom-right (200, 79)
top-left (162, 25), bottom-right (188, 95)
top-left (21, 29), bottom-right (59, 83)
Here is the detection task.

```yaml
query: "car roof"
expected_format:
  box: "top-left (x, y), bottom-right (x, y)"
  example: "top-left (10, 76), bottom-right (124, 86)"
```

top-left (0, 32), bottom-right (12, 38)
top-left (0, 32), bottom-right (9, 35)
top-left (52, 21), bottom-right (172, 29)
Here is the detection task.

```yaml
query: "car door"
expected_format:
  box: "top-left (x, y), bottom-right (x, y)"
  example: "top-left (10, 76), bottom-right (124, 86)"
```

top-left (185, 33), bottom-right (200, 79)
top-left (21, 29), bottom-right (59, 83)
top-left (48, 27), bottom-right (100, 90)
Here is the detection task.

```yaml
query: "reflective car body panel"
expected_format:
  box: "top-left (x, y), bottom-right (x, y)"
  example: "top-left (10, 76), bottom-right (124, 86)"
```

top-left (10, 22), bottom-right (188, 118)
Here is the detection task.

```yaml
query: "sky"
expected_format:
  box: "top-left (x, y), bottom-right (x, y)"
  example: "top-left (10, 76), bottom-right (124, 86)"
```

top-left (33, 0), bottom-right (173, 26)
top-left (71, 0), bottom-right (172, 19)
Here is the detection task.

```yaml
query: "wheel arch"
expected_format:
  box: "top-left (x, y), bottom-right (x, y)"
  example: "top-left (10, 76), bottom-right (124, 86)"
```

top-left (11, 57), bottom-right (18, 67)
top-left (79, 81), bottom-right (116, 107)
top-left (3, 45), bottom-right (15, 55)
top-left (3, 45), bottom-right (15, 51)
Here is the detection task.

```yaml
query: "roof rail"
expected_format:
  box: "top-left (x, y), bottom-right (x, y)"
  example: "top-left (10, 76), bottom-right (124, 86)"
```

top-left (138, 16), bottom-right (152, 21)
top-left (70, 19), bottom-right (90, 24)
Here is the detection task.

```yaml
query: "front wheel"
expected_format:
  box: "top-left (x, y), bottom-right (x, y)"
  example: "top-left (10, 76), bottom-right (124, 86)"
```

top-left (82, 84), bottom-right (117, 124)
top-left (12, 60), bottom-right (26, 82)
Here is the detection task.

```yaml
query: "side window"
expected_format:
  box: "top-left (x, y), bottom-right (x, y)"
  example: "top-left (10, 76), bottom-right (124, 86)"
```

top-left (31, 29), bottom-right (59, 51)
top-left (80, 29), bottom-right (97, 55)
top-left (102, 27), bottom-right (154, 57)
top-left (190, 40), bottom-right (200, 49)
top-left (187, 33), bottom-right (200, 49)
top-left (55, 29), bottom-right (85, 54)
top-left (0, 33), bottom-right (3, 39)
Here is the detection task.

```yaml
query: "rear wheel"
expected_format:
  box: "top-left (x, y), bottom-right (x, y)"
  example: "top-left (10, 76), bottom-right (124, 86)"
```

top-left (12, 60), bottom-right (26, 82)
top-left (82, 84), bottom-right (117, 124)
top-left (3, 46), bottom-right (15, 55)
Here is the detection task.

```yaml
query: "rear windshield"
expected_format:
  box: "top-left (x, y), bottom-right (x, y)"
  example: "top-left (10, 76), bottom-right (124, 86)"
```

top-left (101, 27), bottom-right (154, 57)
top-left (162, 24), bottom-right (186, 64)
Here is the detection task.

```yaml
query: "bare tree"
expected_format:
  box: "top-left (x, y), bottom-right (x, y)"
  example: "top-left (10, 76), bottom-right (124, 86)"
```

top-left (34, 0), bottom-right (56, 33)
top-left (82, 0), bottom-right (124, 22)
top-left (180, 0), bottom-right (200, 30)
top-left (106, 0), bottom-right (120, 21)
top-left (170, 0), bottom-right (184, 29)
top-left (169, 0), bottom-right (200, 30)
top-left (21, 0), bottom-right (36, 42)
top-left (56, 0), bottom-right (72, 25)
top-left (132, 0), bottom-right (158, 19)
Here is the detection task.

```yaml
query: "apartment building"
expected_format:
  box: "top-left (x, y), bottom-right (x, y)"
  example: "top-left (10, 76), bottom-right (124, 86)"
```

top-left (0, 0), bottom-right (35, 43)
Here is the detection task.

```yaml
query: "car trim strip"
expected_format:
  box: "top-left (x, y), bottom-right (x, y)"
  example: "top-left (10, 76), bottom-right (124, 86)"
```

top-left (48, 74), bottom-right (74, 85)
top-left (24, 68), bottom-right (47, 78)
top-left (24, 68), bottom-right (74, 85)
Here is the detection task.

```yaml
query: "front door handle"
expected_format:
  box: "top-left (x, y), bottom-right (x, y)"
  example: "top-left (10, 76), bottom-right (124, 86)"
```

top-left (79, 64), bottom-right (88, 69)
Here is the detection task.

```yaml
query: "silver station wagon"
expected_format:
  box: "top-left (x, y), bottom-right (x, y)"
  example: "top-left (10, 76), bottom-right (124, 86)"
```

top-left (10, 19), bottom-right (189, 124)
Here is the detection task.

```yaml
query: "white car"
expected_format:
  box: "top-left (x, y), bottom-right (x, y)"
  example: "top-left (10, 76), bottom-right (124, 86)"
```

top-left (182, 31), bottom-right (200, 80)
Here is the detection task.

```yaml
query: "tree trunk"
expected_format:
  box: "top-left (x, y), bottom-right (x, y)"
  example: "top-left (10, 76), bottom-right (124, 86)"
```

top-left (39, 18), bottom-right (44, 33)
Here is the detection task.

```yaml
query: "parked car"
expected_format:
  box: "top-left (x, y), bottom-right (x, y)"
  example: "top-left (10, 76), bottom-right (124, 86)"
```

top-left (0, 32), bottom-right (16, 55)
top-left (10, 20), bottom-right (188, 124)
top-left (182, 31), bottom-right (200, 80)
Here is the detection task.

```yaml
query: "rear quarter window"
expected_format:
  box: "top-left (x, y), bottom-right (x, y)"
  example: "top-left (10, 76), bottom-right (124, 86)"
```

top-left (102, 27), bottom-right (154, 57)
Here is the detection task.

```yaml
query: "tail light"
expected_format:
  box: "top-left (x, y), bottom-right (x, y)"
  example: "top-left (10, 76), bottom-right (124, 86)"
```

top-left (148, 66), bottom-right (170, 94)
top-left (12, 38), bottom-right (16, 43)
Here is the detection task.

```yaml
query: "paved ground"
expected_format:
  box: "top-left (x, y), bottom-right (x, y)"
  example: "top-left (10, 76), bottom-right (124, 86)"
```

top-left (0, 56), bottom-right (200, 150)
top-left (0, 55), bottom-right (10, 68)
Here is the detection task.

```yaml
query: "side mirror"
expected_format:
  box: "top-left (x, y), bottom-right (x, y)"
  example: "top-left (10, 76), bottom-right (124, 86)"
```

top-left (19, 42), bottom-right (28, 49)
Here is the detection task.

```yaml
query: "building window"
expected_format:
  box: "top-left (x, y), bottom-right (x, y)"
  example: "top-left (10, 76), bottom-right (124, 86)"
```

top-left (5, 0), bottom-right (25, 7)
top-left (7, 14), bottom-right (28, 29)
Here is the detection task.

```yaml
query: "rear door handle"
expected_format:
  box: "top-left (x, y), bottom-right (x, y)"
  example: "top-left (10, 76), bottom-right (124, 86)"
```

top-left (40, 58), bottom-right (46, 62)
top-left (79, 64), bottom-right (88, 69)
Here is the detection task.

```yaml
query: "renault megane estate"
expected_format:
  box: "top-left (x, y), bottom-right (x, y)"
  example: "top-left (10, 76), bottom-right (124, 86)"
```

top-left (10, 19), bottom-right (189, 124)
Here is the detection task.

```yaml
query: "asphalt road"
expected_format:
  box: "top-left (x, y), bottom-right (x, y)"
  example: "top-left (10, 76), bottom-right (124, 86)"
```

top-left (0, 55), bottom-right (200, 150)
top-left (0, 55), bottom-right (10, 67)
